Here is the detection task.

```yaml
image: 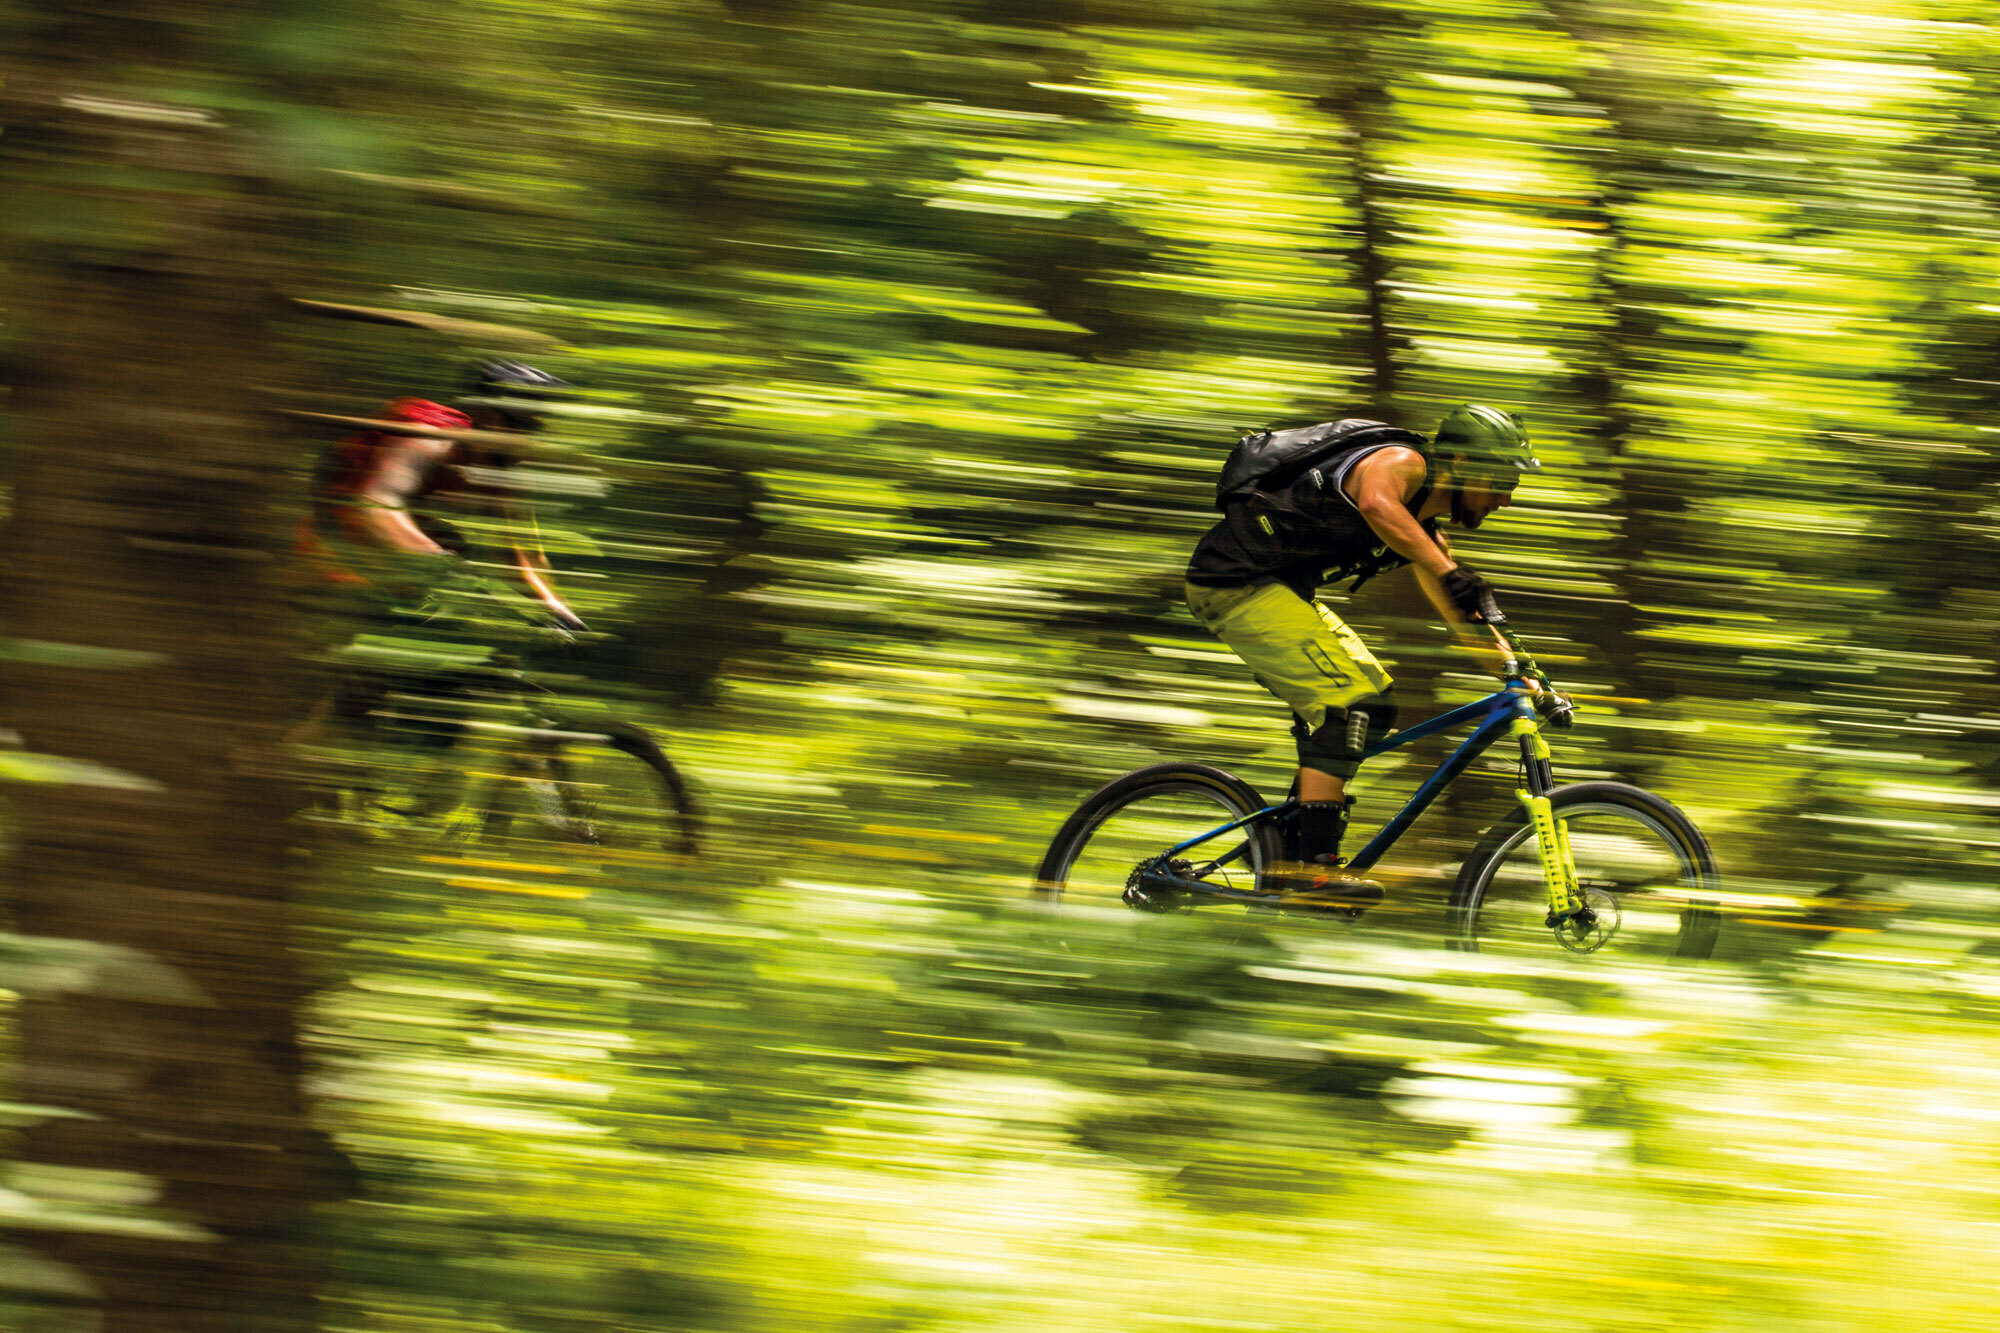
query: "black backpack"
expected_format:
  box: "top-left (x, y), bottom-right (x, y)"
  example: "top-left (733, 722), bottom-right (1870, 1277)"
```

top-left (1213, 418), bottom-right (1426, 511)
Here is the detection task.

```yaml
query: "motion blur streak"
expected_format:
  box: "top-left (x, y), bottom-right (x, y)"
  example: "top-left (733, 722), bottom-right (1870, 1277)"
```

top-left (2, 0), bottom-right (1998, 1330)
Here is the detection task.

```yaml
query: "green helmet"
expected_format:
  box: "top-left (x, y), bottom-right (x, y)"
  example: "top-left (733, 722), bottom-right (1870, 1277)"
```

top-left (1432, 403), bottom-right (1539, 488)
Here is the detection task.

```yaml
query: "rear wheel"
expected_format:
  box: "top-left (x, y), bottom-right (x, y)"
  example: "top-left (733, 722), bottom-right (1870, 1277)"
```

top-left (1035, 763), bottom-right (1279, 910)
top-left (1450, 781), bottom-right (1719, 961)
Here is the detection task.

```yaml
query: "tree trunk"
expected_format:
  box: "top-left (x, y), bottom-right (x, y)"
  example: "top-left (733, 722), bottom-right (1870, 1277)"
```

top-left (1316, 37), bottom-right (1403, 421)
top-left (1538, 0), bottom-right (1705, 712)
top-left (1, 18), bottom-right (334, 1333)
top-left (1348, 81), bottom-right (1402, 420)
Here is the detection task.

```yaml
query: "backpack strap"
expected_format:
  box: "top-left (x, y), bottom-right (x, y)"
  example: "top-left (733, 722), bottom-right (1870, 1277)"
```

top-left (1323, 439), bottom-right (1427, 513)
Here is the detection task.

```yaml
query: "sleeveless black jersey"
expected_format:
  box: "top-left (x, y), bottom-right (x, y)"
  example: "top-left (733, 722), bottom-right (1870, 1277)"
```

top-left (1185, 441), bottom-right (1435, 601)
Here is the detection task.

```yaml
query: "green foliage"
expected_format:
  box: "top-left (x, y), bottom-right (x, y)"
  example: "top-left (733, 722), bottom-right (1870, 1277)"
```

top-left (8, 0), bottom-right (2000, 1326)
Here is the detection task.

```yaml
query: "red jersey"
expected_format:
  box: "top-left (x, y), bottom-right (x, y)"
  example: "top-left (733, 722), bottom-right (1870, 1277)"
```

top-left (295, 398), bottom-right (471, 584)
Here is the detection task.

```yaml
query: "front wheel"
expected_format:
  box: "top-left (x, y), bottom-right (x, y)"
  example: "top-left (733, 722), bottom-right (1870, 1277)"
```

top-left (478, 718), bottom-right (701, 856)
top-left (1450, 781), bottom-right (1720, 961)
top-left (1034, 763), bottom-right (1280, 910)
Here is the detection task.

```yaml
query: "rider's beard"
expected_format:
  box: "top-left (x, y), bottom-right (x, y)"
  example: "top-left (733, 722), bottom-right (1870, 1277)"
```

top-left (1450, 488), bottom-right (1483, 529)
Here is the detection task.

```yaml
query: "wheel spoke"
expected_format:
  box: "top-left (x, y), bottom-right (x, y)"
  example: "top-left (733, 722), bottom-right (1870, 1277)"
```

top-left (1457, 793), bottom-right (1719, 962)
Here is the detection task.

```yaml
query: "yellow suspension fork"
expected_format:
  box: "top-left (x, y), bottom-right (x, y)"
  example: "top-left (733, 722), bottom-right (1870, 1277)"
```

top-left (1511, 716), bottom-right (1584, 922)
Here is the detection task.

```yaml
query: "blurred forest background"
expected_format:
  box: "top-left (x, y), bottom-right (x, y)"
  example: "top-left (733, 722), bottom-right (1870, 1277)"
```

top-left (4, 0), bottom-right (2000, 1329)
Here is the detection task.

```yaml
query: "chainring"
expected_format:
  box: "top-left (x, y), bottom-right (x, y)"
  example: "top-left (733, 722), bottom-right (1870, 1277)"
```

top-left (1123, 858), bottom-right (1196, 913)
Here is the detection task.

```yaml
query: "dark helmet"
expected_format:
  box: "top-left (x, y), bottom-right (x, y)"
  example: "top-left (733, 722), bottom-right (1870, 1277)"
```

top-left (1433, 403), bottom-right (1539, 488)
top-left (460, 359), bottom-right (573, 430)
top-left (465, 358), bottom-right (571, 400)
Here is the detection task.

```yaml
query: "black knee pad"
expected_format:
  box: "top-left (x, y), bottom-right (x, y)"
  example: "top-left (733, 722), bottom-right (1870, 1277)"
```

top-left (1298, 692), bottom-right (1397, 779)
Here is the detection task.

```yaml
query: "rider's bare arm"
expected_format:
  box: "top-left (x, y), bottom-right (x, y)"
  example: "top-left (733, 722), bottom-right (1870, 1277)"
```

top-left (1410, 513), bottom-right (1514, 681)
top-left (352, 438), bottom-right (457, 557)
top-left (485, 493), bottom-right (588, 631)
top-left (508, 544), bottom-right (585, 630)
top-left (1344, 451), bottom-right (1515, 677)
top-left (1344, 448), bottom-right (1455, 579)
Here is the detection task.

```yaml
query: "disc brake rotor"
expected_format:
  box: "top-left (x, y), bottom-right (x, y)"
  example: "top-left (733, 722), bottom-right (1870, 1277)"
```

top-left (1552, 887), bottom-right (1620, 954)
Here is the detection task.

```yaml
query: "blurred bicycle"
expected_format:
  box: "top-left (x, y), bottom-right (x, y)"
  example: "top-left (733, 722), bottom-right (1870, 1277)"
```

top-left (1035, 622), bottom-right (1720, 961)
top-left (286, 361), bottom-right (697, 854)
top-left (300, 631), bottom-right (700, 856)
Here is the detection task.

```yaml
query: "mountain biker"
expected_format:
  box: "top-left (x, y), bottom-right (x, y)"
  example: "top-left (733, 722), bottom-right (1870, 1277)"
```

top-left (294, 358), bottom-right (587, 635)
top-left (1180, 403), bottom-right (1548, 908)
top-left (287, 359), bottom-right (590, 770)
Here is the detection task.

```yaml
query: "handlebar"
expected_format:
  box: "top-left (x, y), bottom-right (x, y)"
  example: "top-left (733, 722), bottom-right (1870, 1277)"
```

top-left (1490, 620), bottom-right (1536, 679)
top-left (1484, 617), bottom-right (1577, 730)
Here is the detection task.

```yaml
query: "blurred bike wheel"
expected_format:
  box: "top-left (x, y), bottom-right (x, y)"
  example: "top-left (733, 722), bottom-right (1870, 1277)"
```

top-left (1034, 763), bottom-right (1279, 911)
top-left (1450, 781), bottom-right (1719, 961)
top-left (476, 718), bottom-right (700, 857)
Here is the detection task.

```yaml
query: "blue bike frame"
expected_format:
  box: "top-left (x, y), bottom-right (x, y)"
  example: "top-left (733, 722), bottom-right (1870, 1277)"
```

top-left (1161, 682), bottom-right (1539, 873)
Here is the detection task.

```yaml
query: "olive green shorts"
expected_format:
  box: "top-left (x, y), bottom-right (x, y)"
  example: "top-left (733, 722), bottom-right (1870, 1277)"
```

top-left (1184, 581), bottom-right (1393, 731)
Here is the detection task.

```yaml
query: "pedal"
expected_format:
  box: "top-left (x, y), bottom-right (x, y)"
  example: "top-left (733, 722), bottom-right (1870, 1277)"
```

top-left (1280, 892), bottom-right (1382, 920)
top-left (1260, 861), bottom-right (1386, 915)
